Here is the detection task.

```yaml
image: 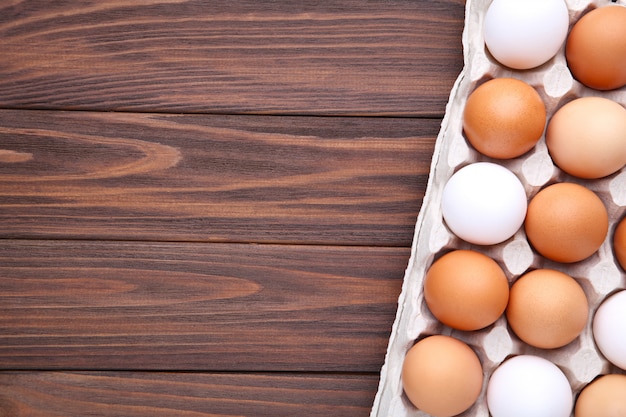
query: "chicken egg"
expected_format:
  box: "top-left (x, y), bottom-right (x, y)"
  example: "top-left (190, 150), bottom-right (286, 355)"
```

top-left (566, 5), bottom-right (626, 91)
top-left (575, 374), bottom-right (626, 417)
top-left (506, 269), bottom-right (588, 349)
top-left (463, 78), bottom-right (546, 159)
top-left (442, 162), bottom-right (527, 245)
top-left (487, 355), bottom-right (573, 417)
top-left (593, 290), bottom-right (626, 371)
top-left (614, 216), bottom-right (626, 271)
top-left (546, 97), bottom-right (626, 179)
top-left (483, 0), bottom-right (569, 70)
top-left (402, 335), bottom-right (483, 417)
top-left (524, 183), bottom-right (609, 263)
top-left (424, 250), bottom-right (509, 331)
top-left (574, 374), bottom-right (626, 417)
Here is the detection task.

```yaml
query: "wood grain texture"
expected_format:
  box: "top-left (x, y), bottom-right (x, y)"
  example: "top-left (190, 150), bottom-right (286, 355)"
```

top-left (0, 240), bottom-right (406, 371)
top-left (0, 0), bottom-right (465, 116)
top-left (0, 371), bottom-right (379, 417)
top-left (0, 0), bottom-right (467, 413)
top-left (0, 110), bottom-right (436, 246)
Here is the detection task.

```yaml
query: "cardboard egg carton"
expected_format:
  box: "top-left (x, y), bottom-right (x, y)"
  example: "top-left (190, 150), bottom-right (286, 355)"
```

top-left (371, 0), bottom-right (626, 416)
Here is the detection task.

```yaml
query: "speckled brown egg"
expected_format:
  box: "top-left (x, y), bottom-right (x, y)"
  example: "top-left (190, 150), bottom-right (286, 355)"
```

top-left (614, 216), bottom-right (626, 271)
top-left (507, 269), bottom-right (589, 349)
top-left (402, 335), bottom-right (483, 417)
top-left (525, 183), bottom-right (609, 263)
top-left (424, 249), bottom-right (509, 331)
top-left (463, 78), bottom-right (546, 159)
top-left (566, 5), bottom-right (626, 91)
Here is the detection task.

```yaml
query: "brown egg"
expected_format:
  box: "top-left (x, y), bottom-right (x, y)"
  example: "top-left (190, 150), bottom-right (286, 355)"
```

top-left (575, 374), bottom-right (626, 417)
top-left (615, 216), bottom-right (626, 271)
top-left (424, 250), bottom-right (509, 331)
top-left (566, 5), bottom-right (626, 90)
top-left (402, 335), bottom-right (483, 417)
top-left (546, 97), bottom-right (626, 179)
top-left (463, 78), bottom-right (546, 159)
top-left (507, 269), bottom-right (589, 349)
top-left (525, 183), bottom-right (609, 263)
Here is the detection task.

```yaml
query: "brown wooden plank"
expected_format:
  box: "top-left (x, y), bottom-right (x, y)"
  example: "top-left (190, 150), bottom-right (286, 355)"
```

top-left (0, 0), bottom-right (465, 116)
top-left (0, 240), bottom-right (406, 371)
top-left (0, 371), bottom-right (379, 417)
top-left (0, 110), bottom-right (435, 246)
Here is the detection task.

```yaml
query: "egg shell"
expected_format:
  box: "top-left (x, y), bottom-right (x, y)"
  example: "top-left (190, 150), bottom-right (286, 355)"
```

top-left (506, 269), bottom-right (589, 349)
top-left (593, 290), bottom-right (626, 371)
top-left (487, 355), bottom-right (573, 417)
top-left (463, 78), bottom-right (546, 159)
top-left (613, 216), bottom-right (626, 271)
top-left (424, 250), bottom-right (509, 331)
top-left (566, 4), bottom-right (626, 91)
top-left (442, 162), bottom-right (527, 245)
top-left (524, 182), bottom-right (609, 263)
top-left (574, 374), bottom-right (626, 417)
top-left (546, 97), bottom-right (626, 179)
top-left (402, 335), bottom-right (483, 417)
top-left (483, 0), bottom-right (569, 69)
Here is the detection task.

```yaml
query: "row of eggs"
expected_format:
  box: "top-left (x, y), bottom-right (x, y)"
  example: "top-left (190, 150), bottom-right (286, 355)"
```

top-left (401, 1), bottom-right (626, 417)
top-left (485, 0), bottom-right (626, 90)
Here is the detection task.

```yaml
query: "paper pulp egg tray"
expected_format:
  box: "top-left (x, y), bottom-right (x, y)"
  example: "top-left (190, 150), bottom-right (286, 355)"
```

top-left (370, 0), bottom-right (626, 416)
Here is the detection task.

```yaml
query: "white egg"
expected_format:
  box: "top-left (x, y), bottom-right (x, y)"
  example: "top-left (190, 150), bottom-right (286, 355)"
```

top-left (441, 162), bottom-right (527, 245)
top-left (593, 290), bottom-right (626, 370)
top-left (484, 0), bottom-right (570, 70)
top-left (487, 355), bottom-right (573, 417)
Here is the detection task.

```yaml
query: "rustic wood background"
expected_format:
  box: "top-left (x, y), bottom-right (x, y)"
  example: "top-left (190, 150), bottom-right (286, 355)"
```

top-left (0, 1), bottom-right (465, 415)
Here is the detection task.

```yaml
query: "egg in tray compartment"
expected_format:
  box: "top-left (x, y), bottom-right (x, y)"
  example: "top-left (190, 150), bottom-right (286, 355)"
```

top-left (370, 0), bottom-right (626, 416)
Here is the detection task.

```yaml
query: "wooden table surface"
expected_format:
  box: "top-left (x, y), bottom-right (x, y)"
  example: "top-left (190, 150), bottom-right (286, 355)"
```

top-left (0, 1), bottom-right (465, 415)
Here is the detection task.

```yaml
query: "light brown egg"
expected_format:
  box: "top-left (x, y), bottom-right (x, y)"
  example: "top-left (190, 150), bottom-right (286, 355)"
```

top-left (575, 374), bottom-right (626, 417)
top-left (424, 250), bottom-right (509, 331)
top-left (615, 216), bottom-right (626, 271)
top-left (525, 183), bottom-right (609, 263)
top-left (402, 335), bottom-right (483, 417)
top-left (566, 5), bottom-right (626, 90)
top-left (507, 269), bottom-right (589, 349)
top-left (463, 78), bottom-right (546, 159)
top-left (546, 97), bottom-right (626, 179)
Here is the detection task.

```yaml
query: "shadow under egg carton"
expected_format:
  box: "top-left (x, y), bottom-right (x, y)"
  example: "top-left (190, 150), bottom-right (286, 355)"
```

top-left (371, 0), bottom-right (626, 416)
